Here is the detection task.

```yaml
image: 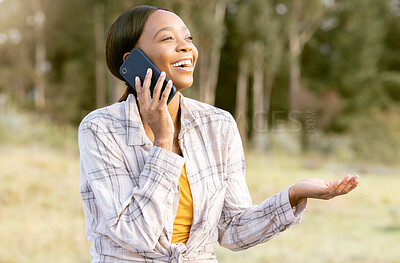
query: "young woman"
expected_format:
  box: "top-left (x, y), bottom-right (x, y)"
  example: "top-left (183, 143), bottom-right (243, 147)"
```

top-left (78, 5), bottom-right (359, 263)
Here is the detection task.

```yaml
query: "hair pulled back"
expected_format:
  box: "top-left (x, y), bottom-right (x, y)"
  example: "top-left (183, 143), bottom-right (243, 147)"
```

top-left (105, 5), bottom-right (171, 102)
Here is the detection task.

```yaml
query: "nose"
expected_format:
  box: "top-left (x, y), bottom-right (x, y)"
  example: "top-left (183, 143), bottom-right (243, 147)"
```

top-left (176, 37), bottom-right (192, 53)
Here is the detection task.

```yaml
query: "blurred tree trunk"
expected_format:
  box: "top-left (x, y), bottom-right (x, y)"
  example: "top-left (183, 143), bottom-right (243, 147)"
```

top-left (205, 1), bottom-right (226, 105)
top-left (233, 0), bottom-right (282, 149)
top-left (287, 0), bottom-right (326, 151)
top-left (264, 69), bottom-right (275, 123)
top-left (197, 1), bottom-right (226, 105)
top-left (288, 0), bottom-right (304, 112)
top-left (266, 15), bottom-right (285, 104)
top-left (236, 56), bottom-right (249, 149)
top-left (198, 41), bottom-right (209, 102)
top-left (288, 0), bottom-right (323, 111)
top-left (252, 44), bottom-right (265, 149)
top-left (31, 0), bottom-right (46, 109)
top-left (94, 2), bottom-right (106, 107)
top-left (255, 38), bottom-right (283, 150)
top-left (288, 35), bottom-right (302, 111)
top-left (15, 42), bottom-right (32, 99)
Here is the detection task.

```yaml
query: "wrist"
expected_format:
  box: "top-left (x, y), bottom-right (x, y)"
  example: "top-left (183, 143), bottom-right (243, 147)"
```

top-left (289, 184), bottom-right (305, 207)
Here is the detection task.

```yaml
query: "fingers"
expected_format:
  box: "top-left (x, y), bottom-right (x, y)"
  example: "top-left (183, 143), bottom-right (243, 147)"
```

top-left (328, 180), bottom-right (341, 193)
top-left (136, 68), bottom-right (152, 108)
top-left (336, 175), bottom-right (360, 195)
top-left (159, 79), bottom-right (173, 105)
top-left (341, 175), bottom-right (360, 193)
top-left (151, 71), bottom-right (167, 107)
top-left (336, 175), bottom-right (351, 193)
top-left (143, 68), bottom-right (152, 94)
top-left (135, 76), bottom-right (144, 108)
top-left (137, 69), bottom-right (171, 108)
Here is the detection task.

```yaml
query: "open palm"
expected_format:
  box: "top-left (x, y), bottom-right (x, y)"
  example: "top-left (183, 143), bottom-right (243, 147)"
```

top-left (290, 175), bottom-right (360, 205)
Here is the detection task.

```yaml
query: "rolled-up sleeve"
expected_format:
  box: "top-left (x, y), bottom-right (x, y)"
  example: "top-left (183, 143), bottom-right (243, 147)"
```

top-left (217, 118), bottom-right (307, 251)
top-left (79, 120), bottom-right (184, 252)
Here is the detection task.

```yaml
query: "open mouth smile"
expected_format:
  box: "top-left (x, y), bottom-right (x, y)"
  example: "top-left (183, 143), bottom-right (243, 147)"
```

top-left (171, 58), bottom-right (193, 71)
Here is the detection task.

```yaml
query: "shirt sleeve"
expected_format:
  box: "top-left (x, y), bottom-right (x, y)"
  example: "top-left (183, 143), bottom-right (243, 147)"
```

top-left (78, 120), bottom-right (184, 252)
top-left (217, 118), bottom-right (307, 251)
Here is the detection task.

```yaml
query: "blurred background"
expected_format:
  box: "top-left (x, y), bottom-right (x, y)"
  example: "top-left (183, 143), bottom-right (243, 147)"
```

top-left (0, 0), bottom-right (399, 262)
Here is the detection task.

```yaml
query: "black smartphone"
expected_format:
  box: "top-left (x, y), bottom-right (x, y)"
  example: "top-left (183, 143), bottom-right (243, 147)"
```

top-left (119, 48), bottom-right (176, 104)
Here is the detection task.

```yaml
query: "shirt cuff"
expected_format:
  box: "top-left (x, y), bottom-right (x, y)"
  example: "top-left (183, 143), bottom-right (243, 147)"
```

top-left (275, 186), bottom-right (307, 226)
top-left (147, 145), bottom-right (185, 179)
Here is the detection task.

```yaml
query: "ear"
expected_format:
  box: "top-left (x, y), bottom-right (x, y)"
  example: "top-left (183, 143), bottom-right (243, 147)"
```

top-left (123, 52), bottom-right (130, 62)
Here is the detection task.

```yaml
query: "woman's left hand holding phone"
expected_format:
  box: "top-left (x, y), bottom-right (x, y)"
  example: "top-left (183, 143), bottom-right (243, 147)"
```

top-left (136, 68), bottom-right (174, 151)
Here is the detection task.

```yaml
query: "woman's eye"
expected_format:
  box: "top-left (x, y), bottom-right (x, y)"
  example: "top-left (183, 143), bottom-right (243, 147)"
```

top-left (187, 36), bottom-right (193, 41)
top-left (162, 37), bottom-right (173, 41)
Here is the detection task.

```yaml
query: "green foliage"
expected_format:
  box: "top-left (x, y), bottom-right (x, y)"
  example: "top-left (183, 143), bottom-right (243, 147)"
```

top-left (307, 106), bottom-right (400, 165)
top-left (348, 106), bottom-right (400, 164)
top-left (0, 0), bottom-right (399, 160)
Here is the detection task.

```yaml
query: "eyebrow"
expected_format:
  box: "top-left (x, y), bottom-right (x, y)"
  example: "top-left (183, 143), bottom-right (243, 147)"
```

top-left (153, 26), bottom-right (189, 39)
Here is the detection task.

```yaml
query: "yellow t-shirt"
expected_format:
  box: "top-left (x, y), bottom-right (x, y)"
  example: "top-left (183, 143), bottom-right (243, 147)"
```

top-left (171, 165), bottom-right (193, 244)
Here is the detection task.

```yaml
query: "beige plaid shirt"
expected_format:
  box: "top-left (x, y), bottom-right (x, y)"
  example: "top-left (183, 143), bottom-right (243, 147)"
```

top-left (78, 93), bottom-right (306, 263)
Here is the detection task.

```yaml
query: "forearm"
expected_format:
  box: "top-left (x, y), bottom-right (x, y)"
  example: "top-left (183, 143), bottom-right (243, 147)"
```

top-left (288, 184), bottom-right (307, 208)
top-left (80, 129), bottom-right (184, 251)
top-left (219, 187), bottom-right (306, 251)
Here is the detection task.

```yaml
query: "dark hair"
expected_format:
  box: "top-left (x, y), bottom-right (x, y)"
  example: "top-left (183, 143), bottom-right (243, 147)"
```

top-left (105, 5), bottom-right (171, 102)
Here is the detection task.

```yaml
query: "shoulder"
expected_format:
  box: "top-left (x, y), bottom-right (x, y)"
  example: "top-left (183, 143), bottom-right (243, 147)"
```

top-left (182, 96), bottom-right (236, 125)
top-left (78, 100), bottom-right (127, 134)
top-left (181, 97), bottom-right (238, 141)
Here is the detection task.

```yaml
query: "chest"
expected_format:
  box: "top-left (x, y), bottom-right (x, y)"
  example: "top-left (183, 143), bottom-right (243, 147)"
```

top-left (123, 123), bottom-right (231, 231)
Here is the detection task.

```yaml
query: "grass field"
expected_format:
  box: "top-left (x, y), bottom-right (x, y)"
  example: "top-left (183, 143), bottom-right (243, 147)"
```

top-left (1, 144), bottom-right (399, 263)
top-left (216, 151), bottom-right (400, 263)
top-left (0, 109), bottom-right (399, 262)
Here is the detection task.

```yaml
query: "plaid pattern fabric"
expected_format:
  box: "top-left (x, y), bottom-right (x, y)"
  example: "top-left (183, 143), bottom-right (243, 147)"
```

top-left (78, 93), bottom-right (306, 263)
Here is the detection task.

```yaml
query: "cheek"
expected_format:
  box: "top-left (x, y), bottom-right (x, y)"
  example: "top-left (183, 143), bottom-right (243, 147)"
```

top-left (192, 45), bottom-right (199, 66)
top-left (193, 44), bottom-right (199, 55)
top-left (152, 57), bottom-right (170, 73)
top-left (139, 47), bottom-right (170, 72)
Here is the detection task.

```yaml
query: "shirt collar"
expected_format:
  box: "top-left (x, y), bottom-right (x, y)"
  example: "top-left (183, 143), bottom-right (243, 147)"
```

top-left (125, 92), bottom-right (201, 146)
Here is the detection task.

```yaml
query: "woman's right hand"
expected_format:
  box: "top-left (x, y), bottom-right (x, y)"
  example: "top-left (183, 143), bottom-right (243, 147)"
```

top-left (136, 68), bottom-right (174, 151)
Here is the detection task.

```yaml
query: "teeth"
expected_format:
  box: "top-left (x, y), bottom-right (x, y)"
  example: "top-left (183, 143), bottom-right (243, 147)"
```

top-left (171, 59), bottom-right (192, 67)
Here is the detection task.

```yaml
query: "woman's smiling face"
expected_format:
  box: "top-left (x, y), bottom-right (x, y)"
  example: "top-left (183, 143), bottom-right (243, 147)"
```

top-left (133, 10), bottom-right (198, 92)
